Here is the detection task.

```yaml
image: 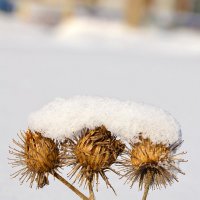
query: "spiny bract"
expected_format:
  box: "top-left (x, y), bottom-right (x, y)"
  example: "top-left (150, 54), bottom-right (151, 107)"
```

top-left (9, 130), bottom-right (66, 188)
top-left (120, 135), bottom-right (186, 190)
top-left (62, 125), bottom-right (125, 193)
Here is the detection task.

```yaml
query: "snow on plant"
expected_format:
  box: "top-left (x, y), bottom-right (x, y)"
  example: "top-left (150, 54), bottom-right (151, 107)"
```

top-left (9, 96), bottom-right (186, 200)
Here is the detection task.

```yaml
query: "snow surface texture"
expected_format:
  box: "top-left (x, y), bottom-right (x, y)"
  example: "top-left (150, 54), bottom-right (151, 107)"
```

top-left (28, 96), bottom-right (181, 145)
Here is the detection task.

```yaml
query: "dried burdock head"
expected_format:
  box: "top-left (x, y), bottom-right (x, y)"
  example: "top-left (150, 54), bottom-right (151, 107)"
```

top-left (120, 135), bottom-right (186, 200)
top-left (9, 130), bottom-right (66, 188)
top-left (63, 125), bottom-right (125, 197)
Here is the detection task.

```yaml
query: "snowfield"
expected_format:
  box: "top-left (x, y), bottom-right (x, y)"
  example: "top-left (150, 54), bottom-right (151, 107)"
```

top-left (0, 15), bottom-right (200, 200)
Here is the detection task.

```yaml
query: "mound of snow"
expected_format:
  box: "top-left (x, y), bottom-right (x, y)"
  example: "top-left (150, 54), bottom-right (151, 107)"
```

top-left (28, 96), bottom-right (181, 145)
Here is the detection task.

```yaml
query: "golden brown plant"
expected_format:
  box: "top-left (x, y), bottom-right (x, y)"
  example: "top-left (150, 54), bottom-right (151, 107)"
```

top-left (9, 130), bottom-right (89, 200)
top-left (9, 130), bottom-right (64, 188)
top-left (63, 125), bottom-right (125, 199)
top-left (120, 135), bottom-right (186, 200)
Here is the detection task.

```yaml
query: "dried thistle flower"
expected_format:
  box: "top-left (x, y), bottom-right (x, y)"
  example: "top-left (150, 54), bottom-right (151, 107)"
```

top-left (9, 129), bottom-right (65, 188)
top-left (9, 96), bottom-right (185, 200)
top-left (63, 125), bottom-right (125, 198)
top-left (120, 135), bottom-right (186, 200)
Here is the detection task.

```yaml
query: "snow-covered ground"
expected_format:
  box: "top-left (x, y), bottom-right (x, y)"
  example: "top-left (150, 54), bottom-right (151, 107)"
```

top-left (0, 15), bottom-right (200, 200)
top-left (55, 17), bottom-right (200, 55)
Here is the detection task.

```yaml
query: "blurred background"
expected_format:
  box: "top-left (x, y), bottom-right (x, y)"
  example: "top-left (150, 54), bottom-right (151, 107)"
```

top-left (0, 1), bottom-right (200, 200)
top-left (1, 0), bottom-right (200, 51)
top-left (1, 0), bottom-right (200, 27)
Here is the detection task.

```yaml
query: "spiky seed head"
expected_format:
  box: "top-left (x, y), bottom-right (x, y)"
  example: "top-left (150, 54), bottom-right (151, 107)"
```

top-left (121, 135), bottom-right (186, 190)
top-left (75, 126), bottom-right (124, 171)
top-left (9, 130), bottom-right (65, 188)
top-left (130, 137), bottom-right (170, 168)
top-left (63, 125), bottom-right (125, 192)
top-left (25, 130), bottom-right (59, 173)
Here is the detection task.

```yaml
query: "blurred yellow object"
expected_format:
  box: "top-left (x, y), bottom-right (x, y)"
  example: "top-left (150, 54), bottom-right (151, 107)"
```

top-left (17, 0), bottom-right (30, 20)
top-left (16, 0), bottom-right (75, 24)
top-left (124, 0), bottom-right (152, 26)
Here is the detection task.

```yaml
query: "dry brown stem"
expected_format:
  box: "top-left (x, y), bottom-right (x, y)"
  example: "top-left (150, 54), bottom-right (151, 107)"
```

top-left (89, 182), bottom-right (95, 200)
top-left (142, 171), bottom-right (152, 200)
top-left (53, 171), bottom-right (89, 200)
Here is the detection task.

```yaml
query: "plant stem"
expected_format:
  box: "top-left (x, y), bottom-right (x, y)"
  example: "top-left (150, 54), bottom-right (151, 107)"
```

top-left (142, 172), bottom-right (152, 200)
top-left (89, 182), bottom-right (95, 200)
top-left (52, 171), bottom-right (89, 200)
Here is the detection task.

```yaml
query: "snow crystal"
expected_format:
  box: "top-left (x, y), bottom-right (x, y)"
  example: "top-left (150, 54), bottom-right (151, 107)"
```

top-left (28, 96), bottom-right (181, 145)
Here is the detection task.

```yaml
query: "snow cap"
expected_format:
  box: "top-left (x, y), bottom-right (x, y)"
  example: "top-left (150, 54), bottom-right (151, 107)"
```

top-left (28, 96), bottom-right (181, 145)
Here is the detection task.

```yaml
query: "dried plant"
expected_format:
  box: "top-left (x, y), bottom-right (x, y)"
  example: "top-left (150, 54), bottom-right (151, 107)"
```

top-left (8, 96), bottom-right (187, 200)
top-left (9, 130), bottom-right (89, 200)
top-left (62, 125), bottom-right (125, 199)
top-left (120, 134), bottom-right (186, 200)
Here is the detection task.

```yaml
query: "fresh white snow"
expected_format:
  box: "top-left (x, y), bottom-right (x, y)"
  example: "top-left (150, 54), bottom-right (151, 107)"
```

top-left (28, 96), bottom-right (181, 145)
